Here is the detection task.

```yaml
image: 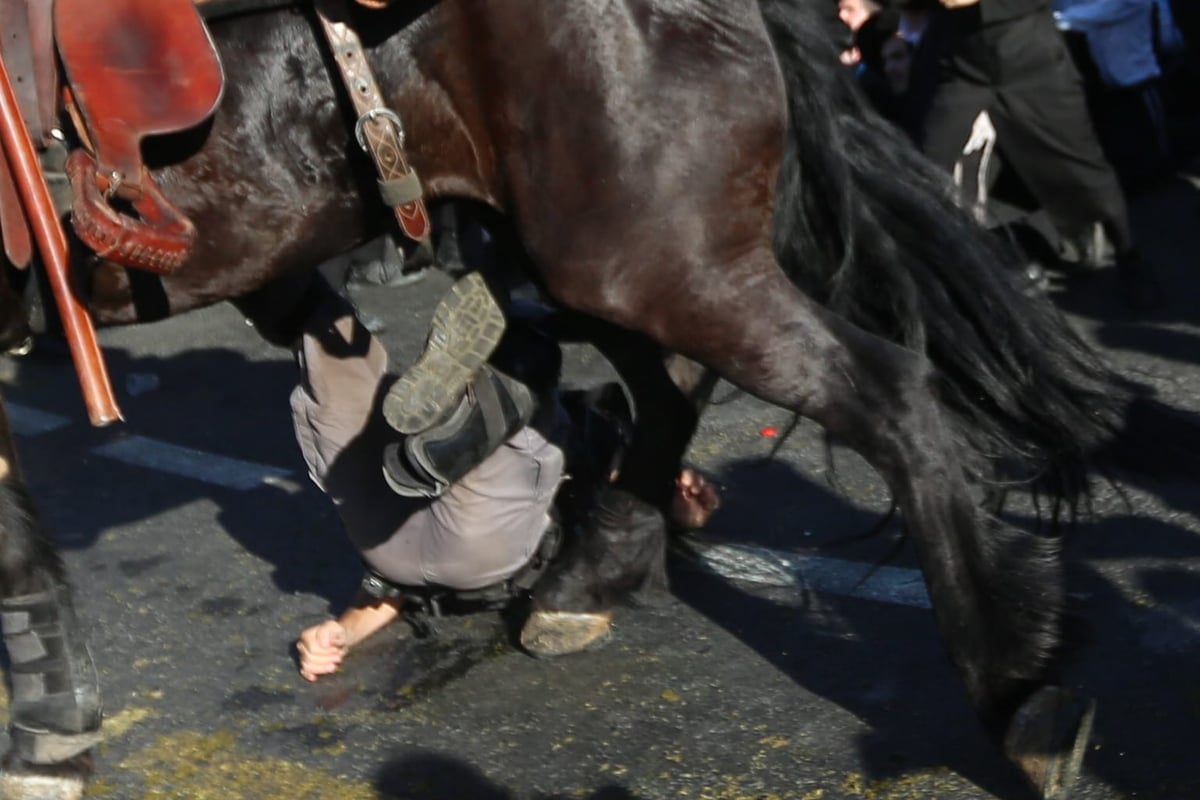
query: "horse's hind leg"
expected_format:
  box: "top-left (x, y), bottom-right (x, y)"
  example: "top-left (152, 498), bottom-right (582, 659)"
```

top-left (544, 244), bottom-right (1088, 792)
top-left (0, 395), bottom-right (101, 773)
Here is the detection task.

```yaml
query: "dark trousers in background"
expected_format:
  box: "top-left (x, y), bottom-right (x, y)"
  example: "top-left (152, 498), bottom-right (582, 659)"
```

top-left (922, 10), bottom-right (1134, 256)
top-left (1061, 31), bottom-right (1176, 188)
top-left (1170, 0), bottom-right (1200, 54)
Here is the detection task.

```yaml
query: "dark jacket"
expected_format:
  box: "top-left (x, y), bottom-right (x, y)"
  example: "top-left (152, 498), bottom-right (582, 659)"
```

top-left (975, 0), bottom-right (1048, 25)
top-left (942, 0), bottom-right (1060, 84)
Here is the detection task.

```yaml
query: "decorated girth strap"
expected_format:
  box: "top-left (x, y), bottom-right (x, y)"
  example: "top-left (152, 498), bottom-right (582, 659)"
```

top-left (315, 1), bottom-right (431, 244)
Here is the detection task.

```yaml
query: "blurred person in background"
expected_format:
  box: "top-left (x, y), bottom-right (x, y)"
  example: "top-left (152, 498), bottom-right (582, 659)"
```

top-left (1054, 0), bottom-right (1179, 186)
top-left (854, 3), bottom-right (946, 143)
top-left (919, 0), bottom-right (1162, 309)
top-left (837, 0), bottom-right (888, 63)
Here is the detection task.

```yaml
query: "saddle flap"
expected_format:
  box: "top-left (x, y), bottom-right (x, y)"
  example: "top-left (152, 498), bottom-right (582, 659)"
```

top-left (0, 0), bottom-right (57, 147)
top-left (54, 0), bottom-right (224, 182)
top-left (0, 154), bottom-right (33, 268)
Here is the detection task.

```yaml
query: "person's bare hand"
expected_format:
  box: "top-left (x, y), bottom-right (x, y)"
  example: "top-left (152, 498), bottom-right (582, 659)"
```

top-left (670, 468), bottom-right (721, 530)
top-left (939, 0), bottom-right (980, 7)
top-left (296, 619), bottom-right (348, 682)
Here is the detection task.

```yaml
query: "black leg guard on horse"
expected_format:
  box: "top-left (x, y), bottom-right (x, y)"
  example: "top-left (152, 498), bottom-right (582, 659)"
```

top-left (1, 585), bottom-right (102, 764)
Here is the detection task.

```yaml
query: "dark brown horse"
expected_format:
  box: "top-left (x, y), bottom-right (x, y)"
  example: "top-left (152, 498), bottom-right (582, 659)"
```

top-left (3, 0), bottom-right (1190, 795)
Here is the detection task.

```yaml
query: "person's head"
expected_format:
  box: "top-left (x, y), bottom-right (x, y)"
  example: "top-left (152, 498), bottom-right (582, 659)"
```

top-left (838, 0), bottom-right (884, 31)
top-left (880, 36), bottom-right (913, 94)
top-left (855, 9), bottom-right (912, 95)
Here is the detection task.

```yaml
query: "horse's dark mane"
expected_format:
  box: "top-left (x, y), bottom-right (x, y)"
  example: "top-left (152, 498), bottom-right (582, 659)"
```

top-left (757, 0), bottom-right (1128, 505)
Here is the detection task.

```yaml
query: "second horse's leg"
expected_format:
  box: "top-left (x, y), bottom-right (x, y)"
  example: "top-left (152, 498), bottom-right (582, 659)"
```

top-left (0, 394), bottom-right (101, 795)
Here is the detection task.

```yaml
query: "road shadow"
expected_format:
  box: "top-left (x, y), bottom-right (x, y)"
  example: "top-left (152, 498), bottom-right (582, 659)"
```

top-left (669, 451), bottom-right (1200, 800)
top-left (374, 751), bottom-right (644, 800)
top-left (2, 337), bottom-right (365, 605)
top-left (668, 454), bottom-right (1030, 798)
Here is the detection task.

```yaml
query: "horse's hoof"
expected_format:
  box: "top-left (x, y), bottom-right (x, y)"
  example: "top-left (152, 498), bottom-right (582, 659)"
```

top-left (382, 271), bottom-right (505, 434)
top-left (1003, 686), bottom-right (1095, 800)
top-left (9, 728), bottom-right (103, 766)
top-left (520, 610), bottom-right (613, 658)
top-left (0, 752), bottom-right (91, 800)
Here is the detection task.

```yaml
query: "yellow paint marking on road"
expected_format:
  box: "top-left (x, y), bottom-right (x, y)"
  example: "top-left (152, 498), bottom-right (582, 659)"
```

top-left (103, 706), bottom-right (156, 739)
top-left (120, 729), bottom-right (376, 799)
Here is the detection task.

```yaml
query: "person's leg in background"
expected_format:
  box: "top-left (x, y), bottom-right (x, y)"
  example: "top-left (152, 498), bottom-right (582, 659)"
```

top-left (923, 83), bottom-right (1056, 291)
top-left (982, 14), bottom-right (1162, 309)
top-left (920, 76), bottom-right (993, 177)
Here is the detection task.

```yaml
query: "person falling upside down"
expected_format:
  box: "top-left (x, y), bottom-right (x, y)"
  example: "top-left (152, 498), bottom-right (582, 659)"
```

top-left (291, 273), bottom-right (719, 682)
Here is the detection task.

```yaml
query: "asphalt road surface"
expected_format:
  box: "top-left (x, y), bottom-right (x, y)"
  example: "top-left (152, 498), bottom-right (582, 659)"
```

top-left (0, 173), bottom-right (1197, 800)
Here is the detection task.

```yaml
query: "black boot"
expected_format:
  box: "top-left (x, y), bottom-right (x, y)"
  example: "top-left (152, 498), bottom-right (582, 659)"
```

top-left (382, 271), bottom-right (507, 435)
top-left (2, 585), bottom-right (103, 764)
top-left (383, 365), bottom-right (537, 498)
top-left (383, 319), bottom-right (563, 498)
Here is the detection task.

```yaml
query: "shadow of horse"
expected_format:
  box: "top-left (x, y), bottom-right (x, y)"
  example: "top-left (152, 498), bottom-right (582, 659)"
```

top-left (669, 452), bottom-right (1200, 799)
top-left (375, 750), bottom-right (645, 799)
top-left (1058, 513), bottom-right (1200, 799)
top-left (1, 333), bottom-right (364, 606)
top-left (666, 455), bottom-right (1034, 798)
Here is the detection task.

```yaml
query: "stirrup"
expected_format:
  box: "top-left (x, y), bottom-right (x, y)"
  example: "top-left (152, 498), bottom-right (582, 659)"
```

top-left (382, 272), bottom-right (506, 435)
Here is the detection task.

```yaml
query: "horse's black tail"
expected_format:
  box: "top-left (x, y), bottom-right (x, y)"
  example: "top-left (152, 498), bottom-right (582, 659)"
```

top-left (757, 0), bottom-right (1133, 506)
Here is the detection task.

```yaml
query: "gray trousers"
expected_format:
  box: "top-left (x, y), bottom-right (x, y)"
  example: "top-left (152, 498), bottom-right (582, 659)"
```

top-left (290, 309), bottom-right (565, 591)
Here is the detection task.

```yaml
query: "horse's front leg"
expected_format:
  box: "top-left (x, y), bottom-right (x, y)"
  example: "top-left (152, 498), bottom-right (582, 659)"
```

top-left (521, 329), bottom-right (708, 656)
top-left (0, 394), bottom-right (100, 793)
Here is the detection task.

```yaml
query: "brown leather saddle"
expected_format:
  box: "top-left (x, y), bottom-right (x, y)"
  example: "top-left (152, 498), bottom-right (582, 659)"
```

top-left (0, 0), bottom-right (223, 274)
top-left (57, 0), bottom-right (224, 273)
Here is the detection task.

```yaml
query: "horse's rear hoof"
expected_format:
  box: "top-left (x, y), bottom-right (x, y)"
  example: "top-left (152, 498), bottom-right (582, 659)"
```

top-left (520, 610), bottom-right (613, 658)
top-left (382, 270), bottom-right (505, 434)
top-left (1003, 686), bottom-right (1095, 800)
top-left (9, 728), bottom-right (103, 766)
top-left (0, 752), bottom-right (91, 800)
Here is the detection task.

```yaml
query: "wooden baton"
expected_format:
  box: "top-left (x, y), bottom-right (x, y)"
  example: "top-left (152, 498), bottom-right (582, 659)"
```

top-left (0, 53), bottom-right (121, 425)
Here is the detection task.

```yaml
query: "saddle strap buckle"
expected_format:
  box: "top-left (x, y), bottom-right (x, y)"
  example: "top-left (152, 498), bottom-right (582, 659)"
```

top-left (354, 107), bottom-right (404, 152)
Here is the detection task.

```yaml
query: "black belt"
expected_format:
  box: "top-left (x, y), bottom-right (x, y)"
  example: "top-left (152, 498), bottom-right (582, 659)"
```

top-left (360, 519), bottom-right (565, 637)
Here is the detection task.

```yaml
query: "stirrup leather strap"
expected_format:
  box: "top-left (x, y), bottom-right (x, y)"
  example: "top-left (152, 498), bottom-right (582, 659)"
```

top-left (315, 1), bottom-right (431, 243)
